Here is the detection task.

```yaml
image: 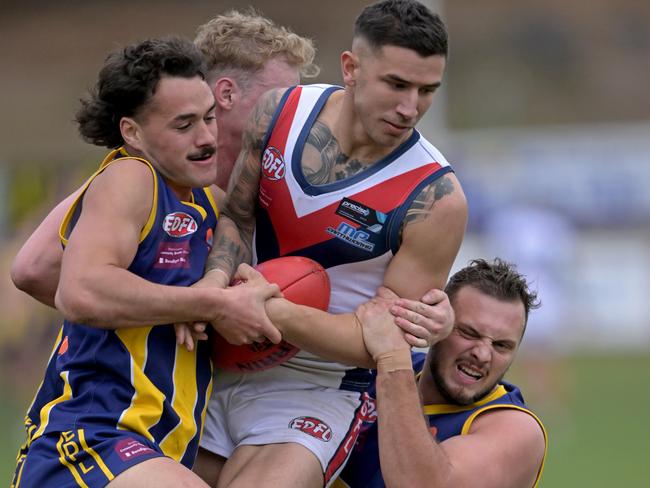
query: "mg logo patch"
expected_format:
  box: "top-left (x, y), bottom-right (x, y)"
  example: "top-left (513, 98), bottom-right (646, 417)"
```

top-left (288, 416), bottom-right (332, 442)
top-left (163, 212), bottom-right (197, 237)
top-left (262, 147), bottom-right (286, 181)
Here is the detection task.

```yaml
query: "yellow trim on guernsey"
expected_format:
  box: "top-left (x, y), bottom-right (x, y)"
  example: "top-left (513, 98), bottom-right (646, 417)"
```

top-left (115, 327), bottom-right (163, 443)
top-left (59, 148), bottom-right (158, 247)
top-left (32, 371), bottom-right (73, 443)
top-left (461, 404), bottom-right (548, 488)
top-left (158, 345), bottom-right (199, 461)
top-left (202, 187), bottom-right (220, 218)
top-left (422, 385), bottom-right (508, 415)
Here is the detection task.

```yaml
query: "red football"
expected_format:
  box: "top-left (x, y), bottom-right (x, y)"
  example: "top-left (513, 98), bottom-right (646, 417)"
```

top-left (211, 256), bottom-right (330, 372)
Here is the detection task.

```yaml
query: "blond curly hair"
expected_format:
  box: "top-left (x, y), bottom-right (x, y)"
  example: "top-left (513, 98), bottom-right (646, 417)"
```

top-left (195, 9), bottom-right (319, 87)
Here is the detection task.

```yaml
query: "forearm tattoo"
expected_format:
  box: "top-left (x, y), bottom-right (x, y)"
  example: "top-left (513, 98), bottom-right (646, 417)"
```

top-left (204, 90), bottom-right (283, 275)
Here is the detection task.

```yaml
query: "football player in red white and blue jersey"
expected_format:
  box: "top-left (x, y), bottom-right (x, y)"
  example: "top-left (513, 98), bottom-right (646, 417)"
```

top-left (196, 1), bottom-right (467, 486)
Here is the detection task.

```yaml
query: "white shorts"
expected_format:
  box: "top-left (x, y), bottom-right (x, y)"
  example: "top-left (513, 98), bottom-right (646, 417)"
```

top-left (200, 366), bottom-right (375, 486)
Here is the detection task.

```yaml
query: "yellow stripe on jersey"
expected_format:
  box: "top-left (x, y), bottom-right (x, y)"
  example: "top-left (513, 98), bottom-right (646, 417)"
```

top-left (137, 161), bottom-right (158, 243)
top-left (24, 328), bottom-right (64, 424)
top-left (56, 432), bottom-right (89, 488)
top-left (202, 187), bottom-right (220, 218)
top-left (60, 148), bottom-right (157, 246)
top-left (159, 346), bottom-right (199, 461)
top-left (32, 371), bottom-right (73, 442)
top-left (78, 429), bottom-right (115, 481)
top-left (461, 404), bottom-right (548, 488)
top-left (422, 385), bottom-right (508, 415)
top-left (181, 201), bottom-right (207, 221)
top-left (116, 327), bottom-right (165, 442)
top-left (199, 371), bottom-right (214, 440)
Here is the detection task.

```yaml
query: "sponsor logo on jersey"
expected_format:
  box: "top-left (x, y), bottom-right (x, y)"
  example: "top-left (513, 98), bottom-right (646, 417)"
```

top-left (289, 416), bottom-right (332, 442)
top-left (115, 438), bottom-right (156, 461)
top-left (162, 212), bottom-right (198, 237)
top-left (335, 197), bottom-right (387, 233)
top-left (262, 146), bottom-right (286, 181)
top-left (326, 222), bottom-right (375, 252)
top-left (155, 241), bottom-right (191, 269)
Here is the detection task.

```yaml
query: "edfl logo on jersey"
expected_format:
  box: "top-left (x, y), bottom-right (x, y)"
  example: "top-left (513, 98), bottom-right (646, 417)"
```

top-left (163, 212), bottom-right (198, 237)
top-left (262, 147), bottom-right (286, 181)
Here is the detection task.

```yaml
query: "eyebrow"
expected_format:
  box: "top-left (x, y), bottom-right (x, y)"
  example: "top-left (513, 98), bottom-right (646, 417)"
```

top-left (172, 101), bottom-right (217, 122)
top-left (458, 324), bottom-right (517, 347)
top-left (384, 74), bottom-right (441, 90)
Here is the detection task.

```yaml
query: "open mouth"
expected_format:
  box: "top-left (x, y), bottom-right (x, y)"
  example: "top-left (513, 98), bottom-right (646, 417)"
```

top-left (188, 147), bottom-right (216, 162)
top-left (457, 363), bottom-right (484, 381)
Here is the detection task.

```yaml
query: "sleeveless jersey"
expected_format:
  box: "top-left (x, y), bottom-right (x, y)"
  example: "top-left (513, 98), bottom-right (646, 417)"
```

top-left (22, 148), bottom-right (219, 468)
top-left (253, 84), bottom-right (453, 386)
top-left (336, 352), bottom-right (548, 488)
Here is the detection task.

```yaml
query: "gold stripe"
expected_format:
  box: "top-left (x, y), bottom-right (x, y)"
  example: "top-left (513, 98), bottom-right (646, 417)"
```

top-left (56, 433), bottom-right (88, 488)
top-left (159, 345), bottom-right (199, 461)
top-left (202, 186), bottom-right (220, 218)
top-left (116, 327), bottom-right (164, 442)
top-left (11, 453), bottom-right (27, 488)
top-left (181, 200), bottom-right (207, 221)
top-left (60, 150), bottom-right (156, 246)
top-left (422, 385), bottom-right (507, 415)
top-left (32, 371), bottom-right (73, 442)
top-left (24, 328), bottom-right (64, 418)
top-left (460, 404), bottom-right (548, 487)
top-left (138, 160), bottom-right (158, 243)
top-left (78, 429), bottom-right (114, 481)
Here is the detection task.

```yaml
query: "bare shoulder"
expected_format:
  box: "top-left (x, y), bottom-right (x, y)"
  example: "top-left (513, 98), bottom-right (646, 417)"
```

top-left (439, 407), bottom-right (546, 488)
top-left (83, 157), bottom-right (155, 221)
top-left (404, 171), bottom-right (467, 228)
top-left (469, 406), bottom-right (547, 473)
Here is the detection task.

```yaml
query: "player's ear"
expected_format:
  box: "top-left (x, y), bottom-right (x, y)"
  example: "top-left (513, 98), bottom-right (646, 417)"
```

top-left (341, 50), bottom-right (359, 87)
top-left (120, 117), bottom-right (143, 151)
top-left (213, 77), bottom-right (239, 111)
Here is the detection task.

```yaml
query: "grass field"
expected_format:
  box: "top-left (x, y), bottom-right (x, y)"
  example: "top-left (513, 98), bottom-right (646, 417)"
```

top-left (3, 353), bottom-right (649, 486)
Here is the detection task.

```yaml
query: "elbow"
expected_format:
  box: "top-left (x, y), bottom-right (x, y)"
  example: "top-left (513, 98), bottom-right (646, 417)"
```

top-left (55, 283), bottom-right (98, 325)
top-left (10, 256), bottom-right (40, 294)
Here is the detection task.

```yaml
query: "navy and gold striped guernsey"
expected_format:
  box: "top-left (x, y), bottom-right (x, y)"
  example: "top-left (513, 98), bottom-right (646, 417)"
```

top-left (12, 148), bottom-right (218, 488)
top-left (335, 351), bottom-right (548, 488)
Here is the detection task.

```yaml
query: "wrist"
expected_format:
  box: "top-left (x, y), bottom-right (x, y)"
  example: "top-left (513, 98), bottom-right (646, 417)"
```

top-left (375, 348), bottom-right (413, 373)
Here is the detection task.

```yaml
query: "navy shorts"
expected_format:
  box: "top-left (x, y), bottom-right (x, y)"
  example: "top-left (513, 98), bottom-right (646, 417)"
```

top-left (12, 428), bottom-right (165, 488)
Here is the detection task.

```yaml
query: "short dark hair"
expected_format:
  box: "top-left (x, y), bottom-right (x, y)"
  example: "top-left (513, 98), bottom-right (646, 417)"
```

top-left (354, 0), bottom-right (448, 57)
top-left (76, 36), bottom-right (207, 148)
top-left (445, 258), bottom-right (541, 327)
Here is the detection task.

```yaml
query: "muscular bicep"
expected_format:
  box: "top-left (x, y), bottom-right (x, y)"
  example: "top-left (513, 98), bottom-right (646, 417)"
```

top-left (383, 173), bottom-right (467, 299)
top-left (439, 409), bottom-right (546, 488)
top-left (57, 161), bottom-right (153, 303)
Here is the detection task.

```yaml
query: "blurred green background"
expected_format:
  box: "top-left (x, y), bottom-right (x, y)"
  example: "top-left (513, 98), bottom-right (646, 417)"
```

top-left (1, 0), bottom-right (648, 486)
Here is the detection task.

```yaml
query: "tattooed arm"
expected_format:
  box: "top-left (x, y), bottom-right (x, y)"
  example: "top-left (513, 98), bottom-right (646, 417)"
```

top-left (205, 88), bottom-right (285, 279)
top-left (191, 89), bottom-right (287, 345)
top-left (380, 172), bottom-right (467, 347)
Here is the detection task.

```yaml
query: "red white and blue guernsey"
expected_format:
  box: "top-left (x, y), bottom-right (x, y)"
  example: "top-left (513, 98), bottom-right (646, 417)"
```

top-left (254, 84), bottom-right (454, 387)
top-left (12, 149), bottom-right (218, 488)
